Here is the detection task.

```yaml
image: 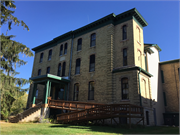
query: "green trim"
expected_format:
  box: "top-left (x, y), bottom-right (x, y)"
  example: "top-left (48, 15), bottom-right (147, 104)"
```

top-left (29, 74), bottom-right (70, 83)
top-left (133, 16), bottom-right (143, 29)
top-left (163, 92), bottom-right (167, 106)
top-left (32, 8), bottom-right (148, 53)
top-left (32, 83), bottom-right (37, 104)
top-left (44, 80), bottom-right (49, 104)
top-left (160, 59), bottom-right (179, 65)
top-left (144, 43), bottom-right (162, 52)
top-left (112, 66), bottom-right (153, 77)
top-left (161, 70), bottom-right (164, 83)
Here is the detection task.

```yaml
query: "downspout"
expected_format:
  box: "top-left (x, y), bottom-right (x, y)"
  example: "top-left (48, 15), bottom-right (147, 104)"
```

top-left (67, 33), bottom-right (74, 101)
top-left (138, 68), bottom-right (142, 106)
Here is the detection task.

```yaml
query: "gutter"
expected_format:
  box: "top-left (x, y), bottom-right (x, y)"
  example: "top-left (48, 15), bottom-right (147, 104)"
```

top-left (67, 33), bottom-right (74, 101)
top-left (138, 68), bottom-right (142, 106)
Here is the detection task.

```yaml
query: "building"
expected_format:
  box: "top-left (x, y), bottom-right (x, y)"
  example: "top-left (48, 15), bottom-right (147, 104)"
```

top-left (26, 8), bottom-right (179, 126)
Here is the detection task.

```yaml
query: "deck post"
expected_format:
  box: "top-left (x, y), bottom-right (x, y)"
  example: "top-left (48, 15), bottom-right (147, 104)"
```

top-left (32, 83), bottom-right (37, 106)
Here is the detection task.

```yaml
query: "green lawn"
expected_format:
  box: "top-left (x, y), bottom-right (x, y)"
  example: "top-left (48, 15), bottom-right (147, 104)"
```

top-left (1, 122), bottom-right (179, 135)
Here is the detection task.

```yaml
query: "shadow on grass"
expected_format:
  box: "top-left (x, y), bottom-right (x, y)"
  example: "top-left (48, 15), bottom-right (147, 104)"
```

top-left (50, 124), bottom-right (147, 134)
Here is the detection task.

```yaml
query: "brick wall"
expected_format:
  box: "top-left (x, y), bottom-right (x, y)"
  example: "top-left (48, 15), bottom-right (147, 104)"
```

top-left (160, 62), bottom-right (179, 112)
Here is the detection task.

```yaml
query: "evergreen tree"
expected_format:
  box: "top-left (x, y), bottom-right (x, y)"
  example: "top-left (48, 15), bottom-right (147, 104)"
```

top-left (0, 0), bottom-right (33, 119)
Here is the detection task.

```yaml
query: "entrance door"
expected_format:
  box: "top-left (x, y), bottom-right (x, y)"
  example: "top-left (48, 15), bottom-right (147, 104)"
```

top-left (58, 88), bottom-right (64, 100)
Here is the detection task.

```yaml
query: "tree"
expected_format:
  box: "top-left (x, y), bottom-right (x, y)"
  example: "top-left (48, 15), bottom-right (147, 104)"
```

top-left (0, 0), bottom-right (33, 119)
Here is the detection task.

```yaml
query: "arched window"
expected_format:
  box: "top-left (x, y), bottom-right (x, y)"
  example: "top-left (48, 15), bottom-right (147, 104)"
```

top-left (48, 50), bottom-right (52, 61)
top-left (89, 55), bottom-right (95, 72)
top-left (60, 44), bottom-right (63, 56)
top-left (62, 62), bottom-right (66, 77)
top-left (64, 43), bottom-right (67, 54)
top-left (39, 53), bottom-right (43, 63)
top-left (143, 79), bottom-right (147, 99)
top-left (75, 58), bottom-right (81, 74)
top-left (88, 81), bottom-right (94, 100)
top-left (123, 48), bottom-right (127, 66)
top-left (137, 27), bottom-right (140, 43)
top-left (77, 38), bottom-right (82, 51)
top-left (57, 63), bottom-right (61, 76)
top-left (38, 69), bottom-right (41, 76)
top-left (122, 25), bottom-right (127, 40)
top-left (121, 78), bottom-right (129, 100)
top-left (46, 67), bottom-right (50, 74)
top-left (73, 83), bottom-right (79, 101)
top-left (137, 50), bottom-right (141, 67)
top-left (90, 33), bottom-right (96, 47)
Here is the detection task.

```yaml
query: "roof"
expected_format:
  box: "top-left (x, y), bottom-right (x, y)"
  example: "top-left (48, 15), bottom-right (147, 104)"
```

top-left (159, 59), bottom-right (179, 65)
top-left (32, 8), bottom-right (148, 53)
top-left (29, 74), bottom-right (70, 83)
top-left (112, 66), bottom-right (153, 77)
top-left (144, 43), bottom-right (162, 52)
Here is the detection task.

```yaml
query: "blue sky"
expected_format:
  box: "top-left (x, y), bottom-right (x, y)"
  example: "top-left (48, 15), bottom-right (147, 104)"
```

top-left (1, 1), bottom-right (179, 89)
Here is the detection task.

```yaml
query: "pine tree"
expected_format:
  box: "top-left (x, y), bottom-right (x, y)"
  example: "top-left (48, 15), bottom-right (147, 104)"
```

top-left (0, 0), bottom-right (33, 119)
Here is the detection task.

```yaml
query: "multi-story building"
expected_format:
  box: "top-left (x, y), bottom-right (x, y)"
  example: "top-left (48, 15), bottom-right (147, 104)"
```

top-left (27, 8), bottom-right (179, 126)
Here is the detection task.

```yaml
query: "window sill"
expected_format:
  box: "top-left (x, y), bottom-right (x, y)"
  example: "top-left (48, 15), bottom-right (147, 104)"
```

top-left (120, 39), bottom-right (129, 43)
top-left (77, 50), bottom-right (82, 53)
top-left (137, 41), bottom-right (141, 45)
top-left (120, 100), bottom-right (130, 102)
top-left (74, 73), bottom-right (81, 76)
top-left (47, 59), bottom-right (51, 62)
top-left (89, 46), bottom-right (96, 49)
top-left (89, 71), bottom-right (95, 73)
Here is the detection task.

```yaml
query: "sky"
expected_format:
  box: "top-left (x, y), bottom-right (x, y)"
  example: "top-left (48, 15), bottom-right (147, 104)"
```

top-left (1, 1), bottom-right (179, 89)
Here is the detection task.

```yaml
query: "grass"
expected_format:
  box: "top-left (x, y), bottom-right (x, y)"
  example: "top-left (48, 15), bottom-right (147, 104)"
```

top-left (0, 122), bottom-right (179, 135)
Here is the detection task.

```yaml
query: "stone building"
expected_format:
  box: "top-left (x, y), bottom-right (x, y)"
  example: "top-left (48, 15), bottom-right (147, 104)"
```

top-left (27, 8), bottom-right (179, 126)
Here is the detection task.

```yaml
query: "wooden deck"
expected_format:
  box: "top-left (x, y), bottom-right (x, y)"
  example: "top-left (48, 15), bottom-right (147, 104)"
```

top-left (48, 97), bottom-right (144, 128)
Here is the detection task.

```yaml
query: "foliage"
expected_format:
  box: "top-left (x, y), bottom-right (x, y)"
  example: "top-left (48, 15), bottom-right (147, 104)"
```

top-left (10, 93), bottom-right (28, 115)
top-left (0, 0), bottom-right (33, 119)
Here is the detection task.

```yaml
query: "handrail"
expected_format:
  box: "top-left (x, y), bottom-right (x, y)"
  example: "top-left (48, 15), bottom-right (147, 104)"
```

top-left (57, 103), bottom-right (143, 122)
top-left (48, 97), bottom-right (105, 105)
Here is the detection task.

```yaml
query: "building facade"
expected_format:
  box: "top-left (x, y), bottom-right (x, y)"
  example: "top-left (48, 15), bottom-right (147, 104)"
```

top-left (27, 8), bottom-right (179, 126)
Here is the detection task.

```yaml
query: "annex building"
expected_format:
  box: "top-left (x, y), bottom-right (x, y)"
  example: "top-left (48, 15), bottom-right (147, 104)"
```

top-left (26, 8), bottom-right (179, 126)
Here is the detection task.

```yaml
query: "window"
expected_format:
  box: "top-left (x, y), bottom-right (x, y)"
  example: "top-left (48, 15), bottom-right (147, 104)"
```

top-left (88, 81), bottom-right (94, 100)
top-left (38, 69), bottom-right (41, 76)
top-left (161, 70), bottom-right (164, 83)
top-left (73, 83), bottom-right (79, 101)
top-left (39, 53), bottom-right (43, 63)
top-left (123, 48), bottom-right (127, 66)
top-left (137, 27), bottom-right (140, 43)
top-left (57, 63), bottom-right (61, 76)
top-left (62, 62), bottom-right (66, 77)
top-left (46, 67), bottom-right (50, 74)
top-left (64, 43), bottom-right (67, 54)
top-left (121, 78), bottom-right (129, 100)
top-left (89, 55), bottom-right (95, 72)
top-left (90, 33), bottom-right (96, 47)
top-left (137, 50), bottom-right (141, 67)
top-left (77, 38), bottom-right (82, 51)
top-left (35, 89), bottom-right (38, 98)
top-left (143, 79), bottom-right (147, 99)
top-left (48, 50), bottom-right (52, 61)
top-left (75, 58), bottom-right (81, 74)
top-left (60, 44), bottom-right (63, 56)
top-left (122, 25), bottom-right (127, 40)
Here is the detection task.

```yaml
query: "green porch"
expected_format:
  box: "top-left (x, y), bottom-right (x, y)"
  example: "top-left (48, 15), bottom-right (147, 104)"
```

top-left (29, 74), bottom-right (70, 107)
